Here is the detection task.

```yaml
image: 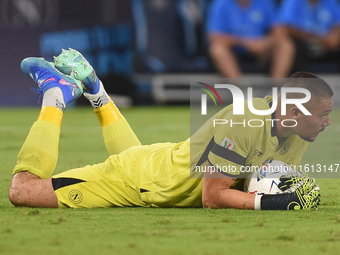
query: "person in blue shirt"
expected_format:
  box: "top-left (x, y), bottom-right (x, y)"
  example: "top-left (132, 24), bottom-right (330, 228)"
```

top-left (207, 0), bottom-right (295, 79)
top-left (275, 0), bottom-right (340, 62)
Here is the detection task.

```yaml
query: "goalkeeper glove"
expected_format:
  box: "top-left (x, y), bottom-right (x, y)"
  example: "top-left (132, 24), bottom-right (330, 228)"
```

top-left (278, 175), bottom-right (316, 193)
top-left (258, 182), bottom-right (320, 210)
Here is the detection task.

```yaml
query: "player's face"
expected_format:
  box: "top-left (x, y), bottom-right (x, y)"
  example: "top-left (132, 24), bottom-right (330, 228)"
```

top-left (295, 97), bottom-right (333, 142)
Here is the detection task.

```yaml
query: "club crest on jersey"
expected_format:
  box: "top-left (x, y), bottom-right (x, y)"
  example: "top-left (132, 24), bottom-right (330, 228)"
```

top-left (279, 143), bottom-right (290, 155)
top-left (221, 137), bottom-right (234, 150)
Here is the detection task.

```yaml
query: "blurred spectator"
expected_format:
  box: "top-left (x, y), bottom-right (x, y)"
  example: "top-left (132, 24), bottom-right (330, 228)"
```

top-left (206, 0), bottom-right (295, 79)
top-left (274, 0), bottom-right (340, 70)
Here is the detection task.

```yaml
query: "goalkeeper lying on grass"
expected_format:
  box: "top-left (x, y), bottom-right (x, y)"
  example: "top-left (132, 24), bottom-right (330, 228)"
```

top-left (9, 49), bottom-right (332, 210)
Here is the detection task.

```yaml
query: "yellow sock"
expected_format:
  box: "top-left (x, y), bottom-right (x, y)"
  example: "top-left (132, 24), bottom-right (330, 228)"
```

top-left (37, 106), bottom-right (63, 127)
top-left (94, 101), bottom-right (141, 155)
top-left (94, 101), bottom-right (123, 126)
top-left (12, 106), bottom-right (63, 178)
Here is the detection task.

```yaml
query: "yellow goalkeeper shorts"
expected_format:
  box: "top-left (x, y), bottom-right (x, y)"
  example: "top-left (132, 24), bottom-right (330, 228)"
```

top-left (52, 149), bottom-right (147, 208)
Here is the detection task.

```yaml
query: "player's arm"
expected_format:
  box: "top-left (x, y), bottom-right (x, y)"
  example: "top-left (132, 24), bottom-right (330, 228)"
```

top-left (203, 111), bottom-right (259, 209)
top-left (202, 162), bottom-right (255, 209)
top-left (206, 0), bottom-right (241, 79)
top-left (202, 162), bottom-right (320, 210)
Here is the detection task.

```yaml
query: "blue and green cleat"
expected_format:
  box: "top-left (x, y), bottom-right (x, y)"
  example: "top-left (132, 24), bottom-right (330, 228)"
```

top-left (53, 48), bottom-right (100, 95)
top-left (21, 57), bottom-right (83, 105)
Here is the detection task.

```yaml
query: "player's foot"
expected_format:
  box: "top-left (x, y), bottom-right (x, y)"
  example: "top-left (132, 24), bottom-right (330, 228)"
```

top-left (21, 57), bottom-right (83, 105)
top-left (53, 48), bottom-right (111, 108)
top-left (53, 48), bottom-right (100, 94)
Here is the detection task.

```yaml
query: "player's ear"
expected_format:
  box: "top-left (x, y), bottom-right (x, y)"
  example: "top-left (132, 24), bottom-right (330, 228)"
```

top-left (290, 106), bottom-right (301, 120)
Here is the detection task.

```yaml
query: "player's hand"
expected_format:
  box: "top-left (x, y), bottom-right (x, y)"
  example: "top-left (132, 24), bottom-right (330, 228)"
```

top-left (260, 184), bottom-right (321, 210)
top-left (278, 171), bottom-right (321, 210)
top-left (278, 175), bottom-right (315, 193)
top-left (260, 169), bottom-right (321, 210)
top-left (278, 169), bottom-right (315, 193)
top-left (287, 184), bottom-right (321, 210)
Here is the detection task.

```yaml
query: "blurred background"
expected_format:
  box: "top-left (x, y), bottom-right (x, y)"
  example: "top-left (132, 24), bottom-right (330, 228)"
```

top-left (0, 0), bottom-right (339, 107)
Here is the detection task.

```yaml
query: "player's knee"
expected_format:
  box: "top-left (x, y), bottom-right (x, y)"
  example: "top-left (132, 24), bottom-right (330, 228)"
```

top-left (8, 172), bottom-right (35, 207)
top-left (8, 178), bottom-right (29, 207)
top-left (8, 186), bottom-right (25, 207)
top-left (8, 192), bottom-right (19, 206)
top-left (9, 172), bottom-right (58, 208)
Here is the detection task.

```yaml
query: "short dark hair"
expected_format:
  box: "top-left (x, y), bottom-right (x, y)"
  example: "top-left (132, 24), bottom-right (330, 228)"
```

top-left (282, 72), bottom-right (333, 98)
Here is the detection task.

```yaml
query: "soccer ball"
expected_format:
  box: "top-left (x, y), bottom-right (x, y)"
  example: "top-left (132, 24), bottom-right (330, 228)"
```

top-left (244, 160), bottom-right (293, 195)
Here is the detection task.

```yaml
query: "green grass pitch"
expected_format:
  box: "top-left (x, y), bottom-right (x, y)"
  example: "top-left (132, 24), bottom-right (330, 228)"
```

top-left (0, 106), bottom-right (340, 255)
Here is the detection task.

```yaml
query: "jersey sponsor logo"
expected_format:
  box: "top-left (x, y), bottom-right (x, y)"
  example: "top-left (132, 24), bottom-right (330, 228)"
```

top-left (221, 137), bottom-right (234, 150)
top-left (253, 149), bottom-right (263, 157)
top-left (250, 10), bottom-right (263, 23)
top-left (279, 143), bottom-right (290, 155)
top-left (68, 189), bottom-right (83, 204)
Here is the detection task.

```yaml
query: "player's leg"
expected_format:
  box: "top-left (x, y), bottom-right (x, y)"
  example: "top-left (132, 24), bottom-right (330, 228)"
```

top-left (241, 33), bottom-right (294, 79)
top-left (270, 27), bottom-right (295, 78)
top-left (54, 49), bottom-right (141, 155)
top-left (8, 57), bottom-right (83, 208)
top-left (209, 35), bottom-right (242, 78)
